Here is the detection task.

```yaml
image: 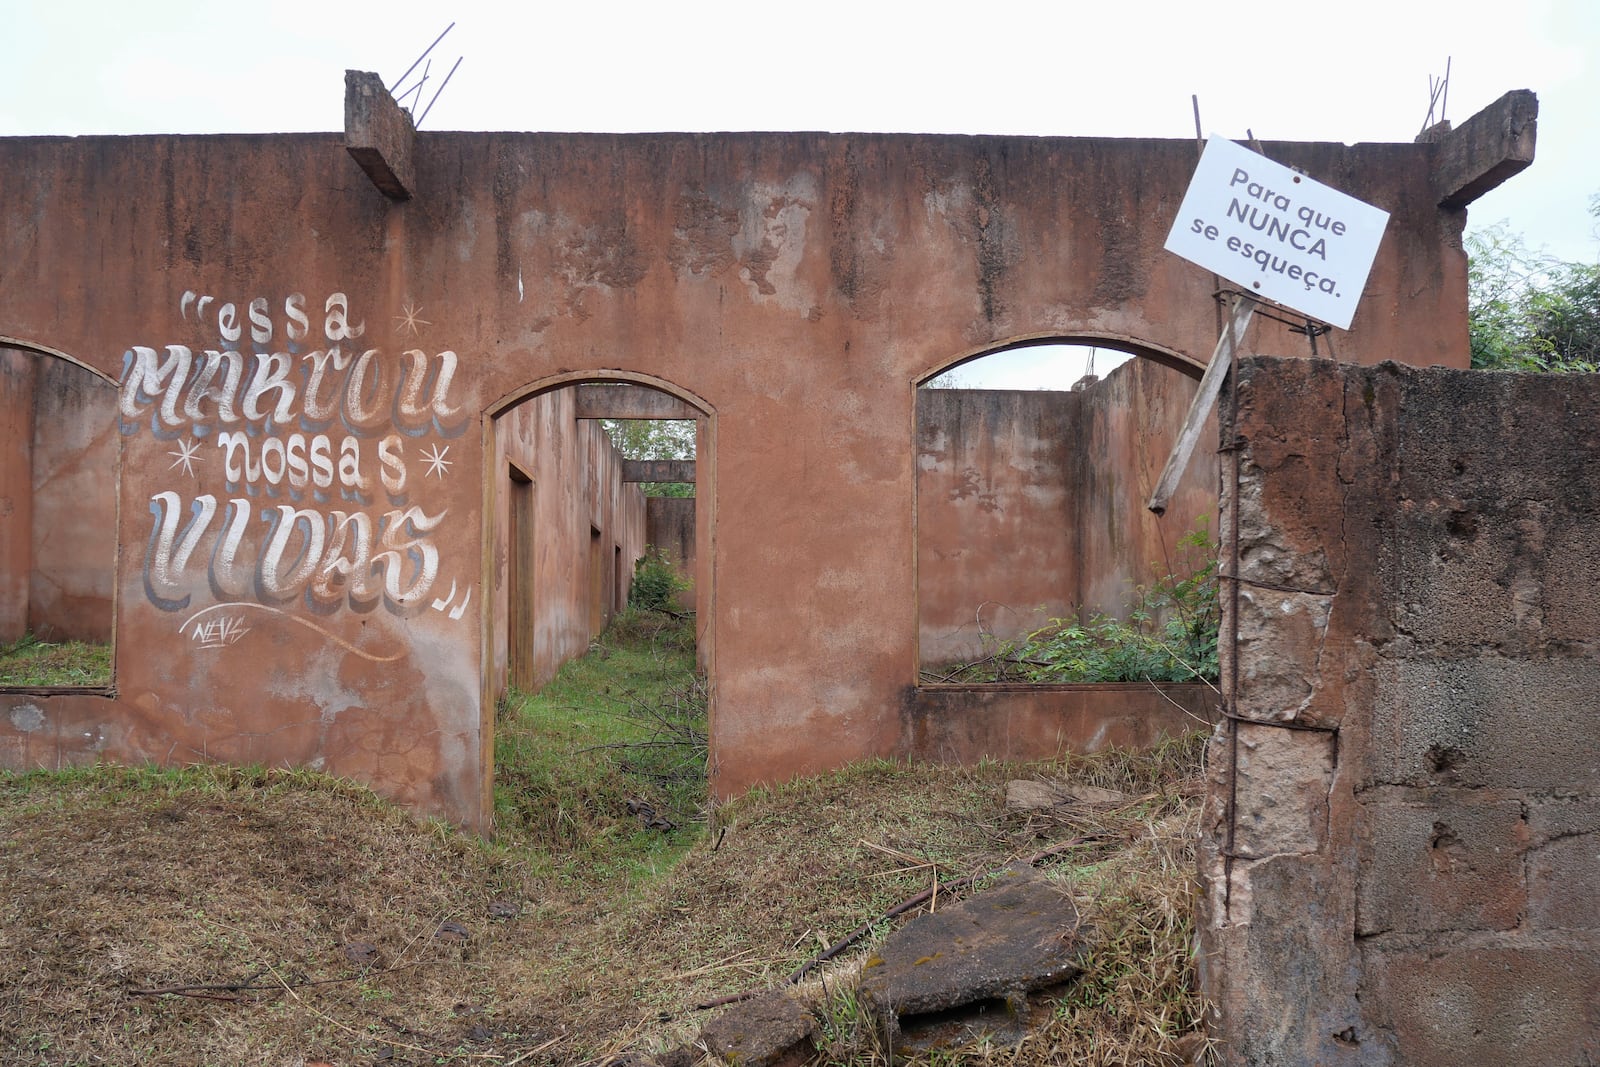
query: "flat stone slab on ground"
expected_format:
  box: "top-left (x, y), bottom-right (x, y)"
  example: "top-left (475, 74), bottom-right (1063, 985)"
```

top-left (699, 989), bottom-right (816, 1067)
top-left (1006, 780), bottom-right (1130, 811)
top-left (858, 867), bottom-right (1085, 1021)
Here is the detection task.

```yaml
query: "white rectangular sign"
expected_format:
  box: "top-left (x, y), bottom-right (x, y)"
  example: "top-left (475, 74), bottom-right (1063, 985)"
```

top-left (1164, 135), bottom-right (1390, 330)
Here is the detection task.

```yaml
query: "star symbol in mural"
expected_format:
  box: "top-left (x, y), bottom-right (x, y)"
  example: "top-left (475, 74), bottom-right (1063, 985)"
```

top-left (167, 438), bottom-right (204, 477)
top-left (395, 301), bottom-right (432, 336)
top-left (421, 443), bottom-right (453, 479)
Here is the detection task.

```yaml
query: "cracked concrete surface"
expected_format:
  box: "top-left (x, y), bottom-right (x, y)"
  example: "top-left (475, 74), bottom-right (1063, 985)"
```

top-left (1202, 357), bottom-right (1600, 1067)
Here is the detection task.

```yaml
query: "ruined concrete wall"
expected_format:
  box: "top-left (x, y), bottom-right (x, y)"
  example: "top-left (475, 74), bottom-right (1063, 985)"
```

top-left (0, 350), bottom-right (35, 645)
top-left (0, 347), bottom-right (116, 646)
top-left (1201, 356), bottom-right (1600, 1066)
top-left (28, 356), bottom-right (118, 642)
top-left (916, 361), bottom-right (1215, 667)
top-left (0, 128), bottom-right (1477, 823)
top-left (491, 387), bottom-right (647, 699)
top-left (917, 387), bottom-right (1080, 666)
top-left (1075, 358), bottom-right (1218, 619)
top-left (645, 495), bottom-right (696, 611)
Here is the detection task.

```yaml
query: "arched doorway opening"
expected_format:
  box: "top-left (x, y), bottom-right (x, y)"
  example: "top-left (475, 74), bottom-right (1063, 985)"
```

top-left (0, 339), bottom-right (118, 690)
top-left (914, 338), bottom-right (1216, 686)
top-left (484, 370), bottom-right (713, 708)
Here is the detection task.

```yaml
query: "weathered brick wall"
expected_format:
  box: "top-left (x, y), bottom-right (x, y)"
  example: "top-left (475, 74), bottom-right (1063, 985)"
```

top-left (1201, 356), bottom-right (1600, 1065)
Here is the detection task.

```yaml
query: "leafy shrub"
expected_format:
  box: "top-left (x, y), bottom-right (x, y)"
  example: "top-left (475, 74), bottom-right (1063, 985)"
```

top-left (628, 548), bottom-right (689, 612)
top-left (954, 525), bottom-right (1219, 685)
top-left (1002, 526), bottom-right (1219, 683)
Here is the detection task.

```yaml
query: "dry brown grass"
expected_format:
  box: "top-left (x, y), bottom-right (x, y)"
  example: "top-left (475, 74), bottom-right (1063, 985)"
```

top-left (0, 740), bottom-right (1210, 1067)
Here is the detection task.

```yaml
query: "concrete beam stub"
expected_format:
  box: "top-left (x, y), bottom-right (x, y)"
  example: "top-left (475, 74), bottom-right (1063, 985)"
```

top-left (574, 383), bottom-right (699, 420)
top-left (1432, 89), bottom-right (1537, 209)
top-left (344, 69), bottom-right (415, 201)
top-left (623, 459), bottom-right (695, 484)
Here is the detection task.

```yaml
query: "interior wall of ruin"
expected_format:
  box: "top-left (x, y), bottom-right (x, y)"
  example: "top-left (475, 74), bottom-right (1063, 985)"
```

top-left (0, 346), bottom-right (116, 647)
top-left (1202, 356), bottom-right (1600, 1066)
top-left (491, 386), bottom-right (648, 699)
top-left (28, 355), bottom-right (118, 643)
top-left (645, 495), bottom-right (696, 611)
top-left (916, 361), bottom-right (1218, 669)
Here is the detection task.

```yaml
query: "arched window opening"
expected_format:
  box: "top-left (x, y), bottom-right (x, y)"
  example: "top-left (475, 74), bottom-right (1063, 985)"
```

top-left (916, 342), bottom-right (1218, 687)
top-left (0, 345), bottom-right (117, 690)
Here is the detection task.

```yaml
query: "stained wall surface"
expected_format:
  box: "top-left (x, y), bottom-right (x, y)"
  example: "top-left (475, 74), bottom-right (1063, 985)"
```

top-left (0, 346), bottom-right (117, 646)
top-left (0, 120), bottom-right (1489, 825)
top-left (1201, 357), bottom-right (1600, 1065)
top-left (917, 361), bottom-right (1217, 668)
top-left (490, 386), bottom-right (648, 698)
top-left (645, 495), bottom-right (697, 611)
top-left (28, 355), bottom-right (119, 642)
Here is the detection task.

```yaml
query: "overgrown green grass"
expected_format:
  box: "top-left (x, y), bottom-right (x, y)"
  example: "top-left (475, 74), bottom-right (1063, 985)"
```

top-left (0, 633), bottom-right (111, 686)
top-left (492, 608), bottom-right (706, 883)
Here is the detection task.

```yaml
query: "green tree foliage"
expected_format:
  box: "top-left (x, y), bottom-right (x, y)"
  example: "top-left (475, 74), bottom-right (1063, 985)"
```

top-left (1468, 200), bottom-right (1600, 372)
top-left (601, 417), bottom-right (696, 497)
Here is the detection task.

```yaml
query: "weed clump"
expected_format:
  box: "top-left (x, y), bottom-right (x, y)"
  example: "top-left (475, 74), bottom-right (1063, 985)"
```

top-left (628, 548), bottom-right (690, 612)
top-left (493, 607), bottom-right (705, 877)
top-left (930, 525), bottom-right (1220, 686)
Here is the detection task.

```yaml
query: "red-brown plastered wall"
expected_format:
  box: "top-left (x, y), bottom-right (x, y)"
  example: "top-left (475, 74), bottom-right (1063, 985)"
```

top-left (0, 350), bottom-right (35, 644)
top-left (917, 360), bottom-right (1217, 668)
top-left (0, 346), bottom-right (116, 646)
top-left (488, 385), bottom-right (647, 700)
top-left (28, 354), bottom-right (118, 642)
top-left (0, 129), bottom-right (1474, 823)
top-left (645, 495), bottom-right (697, 611)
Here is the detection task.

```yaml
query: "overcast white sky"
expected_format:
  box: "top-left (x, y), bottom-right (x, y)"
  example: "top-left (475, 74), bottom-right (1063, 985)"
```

top-left (3, 0), bottom-right (1594, 387)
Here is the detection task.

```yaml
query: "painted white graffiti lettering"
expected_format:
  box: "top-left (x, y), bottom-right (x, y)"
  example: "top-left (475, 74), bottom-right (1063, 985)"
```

top-left (120, 345), bottom-right (465, 439)
top-left (190, 615), bottom-right (250, 649)
top-left (179, 290), bottom-right (362, 347)
top-left (127, 288), bottom-right (466, 626)
top-left (144, 491), bottom-right (447, 614)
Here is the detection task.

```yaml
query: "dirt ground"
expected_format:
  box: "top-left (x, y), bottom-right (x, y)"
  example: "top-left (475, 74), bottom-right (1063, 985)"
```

top-left (0, 738), bottom-right (1208, 1066)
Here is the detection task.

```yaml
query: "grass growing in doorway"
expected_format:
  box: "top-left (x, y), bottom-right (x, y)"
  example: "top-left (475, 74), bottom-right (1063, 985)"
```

top-left (493, 608), bottom-right (706, 883)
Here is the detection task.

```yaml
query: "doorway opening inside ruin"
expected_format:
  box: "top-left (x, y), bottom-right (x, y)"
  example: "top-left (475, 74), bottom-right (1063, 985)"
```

top-left (914, 339), bottom-right (1217, 689)
top-left (486, 371), bottom-right (712, 837)
top-left (0, 342), bottom-right (118, 691)
top-left (485, 371), bottom-right (711, 693)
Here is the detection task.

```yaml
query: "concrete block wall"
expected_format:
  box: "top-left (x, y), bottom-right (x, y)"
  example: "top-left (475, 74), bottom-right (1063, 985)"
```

top-left (1201, 356), bottom-right (1600, 1066)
